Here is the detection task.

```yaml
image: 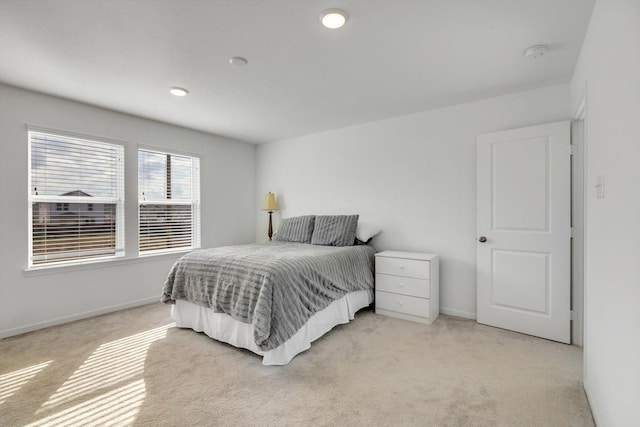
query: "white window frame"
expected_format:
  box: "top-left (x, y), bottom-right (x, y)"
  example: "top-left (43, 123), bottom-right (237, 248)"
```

top-left (27, 128), bottom-right (125, 268)
top-left (138, 148), bottom-right (201, 256)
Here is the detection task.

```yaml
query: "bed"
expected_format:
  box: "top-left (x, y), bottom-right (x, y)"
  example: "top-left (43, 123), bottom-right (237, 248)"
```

top-left (161, 238), bottom-right (377, 365)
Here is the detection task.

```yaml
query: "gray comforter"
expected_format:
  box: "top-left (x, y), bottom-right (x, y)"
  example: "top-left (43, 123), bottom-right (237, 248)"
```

top-left (161, 241), bottom-right (376, 351)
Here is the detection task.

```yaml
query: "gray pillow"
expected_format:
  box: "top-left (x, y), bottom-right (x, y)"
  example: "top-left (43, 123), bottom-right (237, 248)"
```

top-left (311, 214), bottom-right (359, 246)
top-left (274, 215), bottom-right (315, 243)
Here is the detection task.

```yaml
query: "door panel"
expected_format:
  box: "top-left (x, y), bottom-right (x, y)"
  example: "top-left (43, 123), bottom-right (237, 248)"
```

top-left (492, 250), bottom-right (549, 314)
top-left (492, 137), bottom-right (549, 231)
top-left (477, 121), bottom-right (570, 343)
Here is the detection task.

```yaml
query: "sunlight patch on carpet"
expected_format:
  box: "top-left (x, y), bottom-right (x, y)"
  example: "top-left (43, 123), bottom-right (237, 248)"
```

top-left (25, 378), bottom-right (146, 427)
top-left (38, 323), bottom-right (173, 411)
top-left (0, 361), bottom-right (52, 405)
top-left (31, 322), bottom-right (174, 424)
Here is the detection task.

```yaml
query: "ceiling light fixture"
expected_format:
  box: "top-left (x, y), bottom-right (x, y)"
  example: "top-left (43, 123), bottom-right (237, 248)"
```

top-left (523, 44), bottom-right (548, 59)
top-left (320, 9), bottom-right (348, 29)
top-left (169, 87), bottom-right (189, 96)
top-left (229, 56), bottom-right (248, 66)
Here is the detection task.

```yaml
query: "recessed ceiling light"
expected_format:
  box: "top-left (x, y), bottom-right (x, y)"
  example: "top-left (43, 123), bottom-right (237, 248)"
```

top-left (523, 44), bottom-right (548, 59)
top-left (169, 87), bottom-right (189, 96)
top-left (321, 9), bottom-right (348, 29)
top-left (229, 56), bottom-right (248, 66)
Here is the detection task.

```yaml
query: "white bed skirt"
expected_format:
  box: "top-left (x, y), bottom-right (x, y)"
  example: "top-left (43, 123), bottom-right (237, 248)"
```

top-left (171, 289), bottom-right (373, 365)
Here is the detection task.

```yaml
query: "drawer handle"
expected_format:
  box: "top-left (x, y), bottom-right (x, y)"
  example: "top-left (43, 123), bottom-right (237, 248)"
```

top-left (398, 265), bottom-right (404, 269)
top-left (398, 301), bottom-right (404, 306)
top-left (399, 283), bottom-right (404, 288)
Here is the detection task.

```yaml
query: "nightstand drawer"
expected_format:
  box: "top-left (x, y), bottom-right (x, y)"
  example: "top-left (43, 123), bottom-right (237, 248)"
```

top-left (376, 274), bottom-right (429, 298)
top-left (376, 291), bottom-right (430, 318)
top-left (376, 256), bottom-right (429, 279)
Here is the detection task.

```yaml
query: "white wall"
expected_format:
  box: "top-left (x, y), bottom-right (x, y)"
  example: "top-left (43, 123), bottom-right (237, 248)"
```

top-left (570, 1), bottom-right (640, 425)
top-left (256, 85), bottom-right (570, 318)
top-left (0, 84), bottom-right (256, 338)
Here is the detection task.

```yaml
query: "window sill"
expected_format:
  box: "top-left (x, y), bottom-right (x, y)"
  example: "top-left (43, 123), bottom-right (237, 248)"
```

top-left (23, 250), bottom-right (192, 277)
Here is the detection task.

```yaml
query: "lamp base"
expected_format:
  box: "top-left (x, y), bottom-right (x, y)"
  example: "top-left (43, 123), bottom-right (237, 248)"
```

top-left (267, 211), bottom-right (274, 241)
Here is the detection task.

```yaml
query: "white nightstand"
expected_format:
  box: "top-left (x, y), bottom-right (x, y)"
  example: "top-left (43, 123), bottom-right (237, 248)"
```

top-left (374, 250), bottom-right (439, 324)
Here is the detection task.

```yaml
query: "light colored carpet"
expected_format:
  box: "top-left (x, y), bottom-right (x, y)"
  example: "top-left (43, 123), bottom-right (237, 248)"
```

top-left (0, 303), bottom-right (593, 427)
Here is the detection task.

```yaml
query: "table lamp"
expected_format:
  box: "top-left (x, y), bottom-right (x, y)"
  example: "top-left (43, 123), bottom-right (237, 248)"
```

top-left (261, 192), bottom-right (279, 240)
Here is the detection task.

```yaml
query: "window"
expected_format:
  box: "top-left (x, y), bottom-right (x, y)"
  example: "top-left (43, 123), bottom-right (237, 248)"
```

top-left (138, 149), bottom-right (200, 254)
top-left (29, 130), bottom-right (125, 266)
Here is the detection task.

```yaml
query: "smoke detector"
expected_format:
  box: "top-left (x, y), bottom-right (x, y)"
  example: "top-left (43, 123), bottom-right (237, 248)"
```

top-left (523, 45), bottom-right (548, 59)
top-left (229, 56), bottom-right (248, 66)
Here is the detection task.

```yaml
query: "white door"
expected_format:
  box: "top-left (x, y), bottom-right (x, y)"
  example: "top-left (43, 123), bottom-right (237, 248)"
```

top-left (477, 121), bottom-right (571, 343)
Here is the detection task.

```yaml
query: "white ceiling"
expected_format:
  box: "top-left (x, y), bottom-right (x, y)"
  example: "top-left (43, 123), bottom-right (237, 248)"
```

top-left (0, 0), bottom-right (594, 144)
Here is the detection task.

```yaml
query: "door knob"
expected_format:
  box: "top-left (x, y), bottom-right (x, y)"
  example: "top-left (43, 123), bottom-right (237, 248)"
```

top-left (478, 236), bottom-right (487, 243)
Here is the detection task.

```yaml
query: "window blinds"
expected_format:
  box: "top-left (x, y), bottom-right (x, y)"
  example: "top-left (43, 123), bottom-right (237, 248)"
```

top-left (138, 149), bottom-right (200, 254)
top-left (29, 131), bottom-right (125, 266)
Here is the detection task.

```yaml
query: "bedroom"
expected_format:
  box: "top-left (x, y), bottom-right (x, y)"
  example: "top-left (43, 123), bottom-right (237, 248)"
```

top-left (0, 0), bottom-right (638, 426)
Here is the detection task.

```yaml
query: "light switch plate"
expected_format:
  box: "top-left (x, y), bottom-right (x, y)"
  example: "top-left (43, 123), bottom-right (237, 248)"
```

top-left (595, 175), bottom-right (605, 199)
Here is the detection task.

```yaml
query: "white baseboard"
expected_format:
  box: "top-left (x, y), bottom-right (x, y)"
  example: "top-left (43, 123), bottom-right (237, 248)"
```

top-left (0, 296), bottom-right (159, 339)
top-left (440, 307), bottom-right (477, 320)
top-left (583, 379), bottom-right (600, 426)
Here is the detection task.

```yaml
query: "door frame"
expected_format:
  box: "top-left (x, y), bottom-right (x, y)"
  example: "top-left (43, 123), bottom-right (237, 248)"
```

top-left (571, 90), bottom-right (587, 349)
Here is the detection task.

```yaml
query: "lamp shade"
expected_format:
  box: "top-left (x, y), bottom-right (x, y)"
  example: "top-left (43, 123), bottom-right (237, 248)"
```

top-left (261, 192), bottom-right (279, 211)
